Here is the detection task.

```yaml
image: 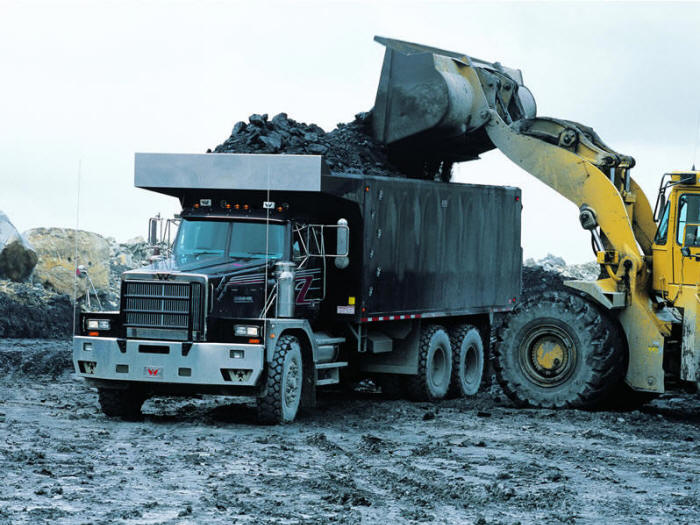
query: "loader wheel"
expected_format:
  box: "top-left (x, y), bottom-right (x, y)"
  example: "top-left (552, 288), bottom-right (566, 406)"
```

top-left (494, 291), bottom-right (625, 409)
top-left (257, 335), bottom-right (303, 424)
top-left (98, 387), bottom-right (147, 421)
top-left (407, 325), bottom-right (452, 401)
top-left (448, 324), bottom-right (485, 397)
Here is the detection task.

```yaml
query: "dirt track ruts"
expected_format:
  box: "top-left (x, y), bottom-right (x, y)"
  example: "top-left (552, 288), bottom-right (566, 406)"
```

top-left (1, 339), bottom-right (699, 524)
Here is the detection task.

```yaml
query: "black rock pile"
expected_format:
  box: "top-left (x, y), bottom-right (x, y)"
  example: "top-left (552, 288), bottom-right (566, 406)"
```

top-left (0, 281), bottom-right (72, 339)
top-left (212, 112), bottom-right (407, 178)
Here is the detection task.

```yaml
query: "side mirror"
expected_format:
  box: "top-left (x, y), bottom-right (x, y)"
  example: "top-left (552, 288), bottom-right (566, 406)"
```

top-left (148, 217), bottom-right (159, 245)
top-left (335, 218), bottom-right (350, 269)
top-left (681, 222), bottom-right (700, 256)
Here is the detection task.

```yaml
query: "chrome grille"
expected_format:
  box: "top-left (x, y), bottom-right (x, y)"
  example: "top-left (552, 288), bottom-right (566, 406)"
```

top-left (122, 281), bottom-right (203, 333)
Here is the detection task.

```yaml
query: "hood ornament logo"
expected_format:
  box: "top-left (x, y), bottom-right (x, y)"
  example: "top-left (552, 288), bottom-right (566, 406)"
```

top-left (155, 273), bottom-right (172, 281)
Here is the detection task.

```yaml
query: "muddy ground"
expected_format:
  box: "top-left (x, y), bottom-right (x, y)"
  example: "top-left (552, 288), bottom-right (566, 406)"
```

top-left (1, 339), bottom-right (699, 524)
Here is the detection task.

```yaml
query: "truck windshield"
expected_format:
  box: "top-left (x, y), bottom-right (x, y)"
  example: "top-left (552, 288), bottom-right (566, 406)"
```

top-left (174, 220), bottom-right (286, 264)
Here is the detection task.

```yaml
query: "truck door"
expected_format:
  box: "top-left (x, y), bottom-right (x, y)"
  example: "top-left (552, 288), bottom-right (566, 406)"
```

top-left (672, 193), bottom-right (700, 285)
top-left (651, 200), bottom-right (672, 294)
top-left (292, 224), bottom-right (323, 308)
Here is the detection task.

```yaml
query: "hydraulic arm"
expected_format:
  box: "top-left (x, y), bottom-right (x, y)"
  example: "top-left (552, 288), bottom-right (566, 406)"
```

top-left (372, 37), bottom-right (671, 392)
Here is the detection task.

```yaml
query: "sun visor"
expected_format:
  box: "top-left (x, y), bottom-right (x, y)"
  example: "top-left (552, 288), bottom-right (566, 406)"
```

top-left (134, 153), bottom-right (330, 197)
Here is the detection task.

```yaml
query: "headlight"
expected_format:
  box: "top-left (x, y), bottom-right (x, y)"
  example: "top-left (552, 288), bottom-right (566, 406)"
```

top-left (234, 325), bottom-right (260, 337)
top-left (86, 319), bottom-right (111, 330)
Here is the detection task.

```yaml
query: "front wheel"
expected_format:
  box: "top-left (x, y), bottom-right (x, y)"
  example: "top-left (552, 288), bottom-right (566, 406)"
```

top-left (494, 291), bottom-right (625, 409)
top-left (257, 335), bottom-right (303, 424)
top-left (98, 386), bottom-right (147, 421)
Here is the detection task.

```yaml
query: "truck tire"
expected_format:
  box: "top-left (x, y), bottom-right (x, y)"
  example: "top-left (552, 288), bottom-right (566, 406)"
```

top-left (257, 335), bottom-right (303, 424)
top-left (407, 324), bottom-right (452, 401)
top-left (494, 291), bottom-right (625, 409)
top-left (97, 387), bottom-right (147, 421)
top-left (448, 324), bottom-right (485, 397)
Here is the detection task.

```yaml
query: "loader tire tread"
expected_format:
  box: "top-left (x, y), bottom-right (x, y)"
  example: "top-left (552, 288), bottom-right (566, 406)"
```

top-left (494, 291), bottom-right (625, 409)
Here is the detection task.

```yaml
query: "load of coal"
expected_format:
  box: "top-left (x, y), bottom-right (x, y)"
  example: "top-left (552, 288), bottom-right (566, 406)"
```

top-left (211, 112), bottom-right (413, 178)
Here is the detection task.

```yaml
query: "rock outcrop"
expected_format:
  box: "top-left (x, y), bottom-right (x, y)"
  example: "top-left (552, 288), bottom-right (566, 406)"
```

top-left (23, 228), bottom-right (111, 298)
top-left (0, 211), bottom-right (37, 282)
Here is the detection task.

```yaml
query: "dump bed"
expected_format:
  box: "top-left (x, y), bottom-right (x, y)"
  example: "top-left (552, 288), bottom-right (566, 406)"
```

top-left (351, 176), bottom-right (521, 319)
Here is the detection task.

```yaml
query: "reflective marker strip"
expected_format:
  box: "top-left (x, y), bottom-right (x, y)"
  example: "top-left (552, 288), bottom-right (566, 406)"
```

top-left (359, 306), bottom-right (514, 322)
top-left (361, 313), bottom-right (422, 322)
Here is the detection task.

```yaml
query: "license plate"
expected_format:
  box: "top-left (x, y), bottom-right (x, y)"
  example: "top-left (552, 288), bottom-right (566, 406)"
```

top-left (144, 366), bottom-right (162, 378)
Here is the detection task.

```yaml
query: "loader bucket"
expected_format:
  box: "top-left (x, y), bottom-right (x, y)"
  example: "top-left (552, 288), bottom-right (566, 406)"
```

top-left (372, 36), bottom-right (536, 160)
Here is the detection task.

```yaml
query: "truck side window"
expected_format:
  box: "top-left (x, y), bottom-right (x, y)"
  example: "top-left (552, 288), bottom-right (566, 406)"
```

top-left (654, 201), bottom-right (669, 245)
top-left (676, 194), bottom-right (700, 246)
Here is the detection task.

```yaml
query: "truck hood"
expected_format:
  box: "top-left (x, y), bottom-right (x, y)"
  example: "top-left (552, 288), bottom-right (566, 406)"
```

top-left (123, 256), bottom-right (275, 280)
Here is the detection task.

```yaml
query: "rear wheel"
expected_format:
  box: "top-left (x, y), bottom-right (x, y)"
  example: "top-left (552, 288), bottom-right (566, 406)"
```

top-left (448, 324), bottom-right (485, 397)
top-left (494, 291), bottom-right (625, 409)
top-left (98, 387), bottom-right (147, 421)
top-left (257, 335), bottom-right (303, 424)
top-left (407, 324), bottom-right (452, 401)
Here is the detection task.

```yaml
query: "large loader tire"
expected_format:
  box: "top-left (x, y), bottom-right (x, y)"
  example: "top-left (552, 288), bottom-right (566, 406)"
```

top-left (448, 324), bottom-right (485, 397)
top-left (257, 335), bottom-right (303, 425)
top-left (494, 291), bottom-right (625, 409)
top-left (98, 386), bottom-right (147, 421)
top-left (407, 324), bottom-right (452, 401)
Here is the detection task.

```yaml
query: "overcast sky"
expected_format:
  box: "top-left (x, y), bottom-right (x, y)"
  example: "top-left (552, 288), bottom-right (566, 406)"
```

top-left (2, 0), bottom-right (700, 263)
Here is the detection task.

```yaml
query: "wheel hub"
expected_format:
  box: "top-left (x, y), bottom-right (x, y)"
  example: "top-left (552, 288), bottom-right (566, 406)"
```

top-left (519, 324), bottom-right (576, 387)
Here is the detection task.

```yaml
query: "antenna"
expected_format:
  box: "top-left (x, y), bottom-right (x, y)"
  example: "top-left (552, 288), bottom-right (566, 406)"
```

top-left (72, 160), bottom-right (82, 336)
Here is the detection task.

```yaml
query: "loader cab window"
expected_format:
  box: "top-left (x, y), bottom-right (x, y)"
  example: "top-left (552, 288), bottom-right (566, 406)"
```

top-left (654, 201), bottom-right (670, 245)
top-left (676, 194), bottom-right (700, 246)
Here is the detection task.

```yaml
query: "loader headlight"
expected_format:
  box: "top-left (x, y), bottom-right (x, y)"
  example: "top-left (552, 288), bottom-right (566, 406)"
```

top-left (86, 319), bottom-right (111, 331)
top-left (234, 325), bottom-right (260, 337)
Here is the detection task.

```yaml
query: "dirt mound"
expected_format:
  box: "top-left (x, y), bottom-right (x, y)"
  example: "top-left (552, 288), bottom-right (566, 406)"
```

top-left (0, 339), bottom-right (72, 377)
top-left (212, 112), bottom-right (408, 178)
top-left (0, 280), bottom-right (72, 339)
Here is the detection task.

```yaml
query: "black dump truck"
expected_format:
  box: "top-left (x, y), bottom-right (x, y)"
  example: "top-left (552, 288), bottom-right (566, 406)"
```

top-left (73, 153), bottom-right (521, 423)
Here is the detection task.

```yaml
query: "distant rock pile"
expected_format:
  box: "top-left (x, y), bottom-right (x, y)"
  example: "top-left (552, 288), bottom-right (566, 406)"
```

top-left (212, 112), bottom-right (407, 178)
top-left (0, 211), bottom-right (37, 282)
top-left (0, 217), bottom-right (151, 338)
top-left (522, 254), bottom-right (599, 295)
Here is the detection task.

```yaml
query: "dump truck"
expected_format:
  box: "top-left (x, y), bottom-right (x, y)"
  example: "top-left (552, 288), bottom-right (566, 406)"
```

top-left (73, 153), bottom-right (521, 423)
top-left (371, 36), bottom-right (700, 408)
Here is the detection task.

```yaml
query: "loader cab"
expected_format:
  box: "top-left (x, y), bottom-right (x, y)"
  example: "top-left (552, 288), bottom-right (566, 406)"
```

top-left (651, 171), bottom-right (700, 295)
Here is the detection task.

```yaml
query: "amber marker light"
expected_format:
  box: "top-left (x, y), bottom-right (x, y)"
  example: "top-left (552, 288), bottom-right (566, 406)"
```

top-left (249, 338), bottom-right (261, 344)
top-left (88, 331), bottom-right (99, 337)
top-left (243, 204), bottom-right (249, 210)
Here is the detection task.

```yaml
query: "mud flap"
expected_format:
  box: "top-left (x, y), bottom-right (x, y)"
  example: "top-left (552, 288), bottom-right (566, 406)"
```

top-left (680, 288), bottom-right (700, 386)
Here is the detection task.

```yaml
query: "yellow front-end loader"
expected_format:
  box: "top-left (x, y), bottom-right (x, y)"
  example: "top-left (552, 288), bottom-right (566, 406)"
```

top-left (371, 36), bottom-right (700, 408)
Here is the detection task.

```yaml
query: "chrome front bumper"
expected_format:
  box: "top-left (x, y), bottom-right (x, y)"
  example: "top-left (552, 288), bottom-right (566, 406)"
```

top-left (73, 336), bottom-right (264, 387)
